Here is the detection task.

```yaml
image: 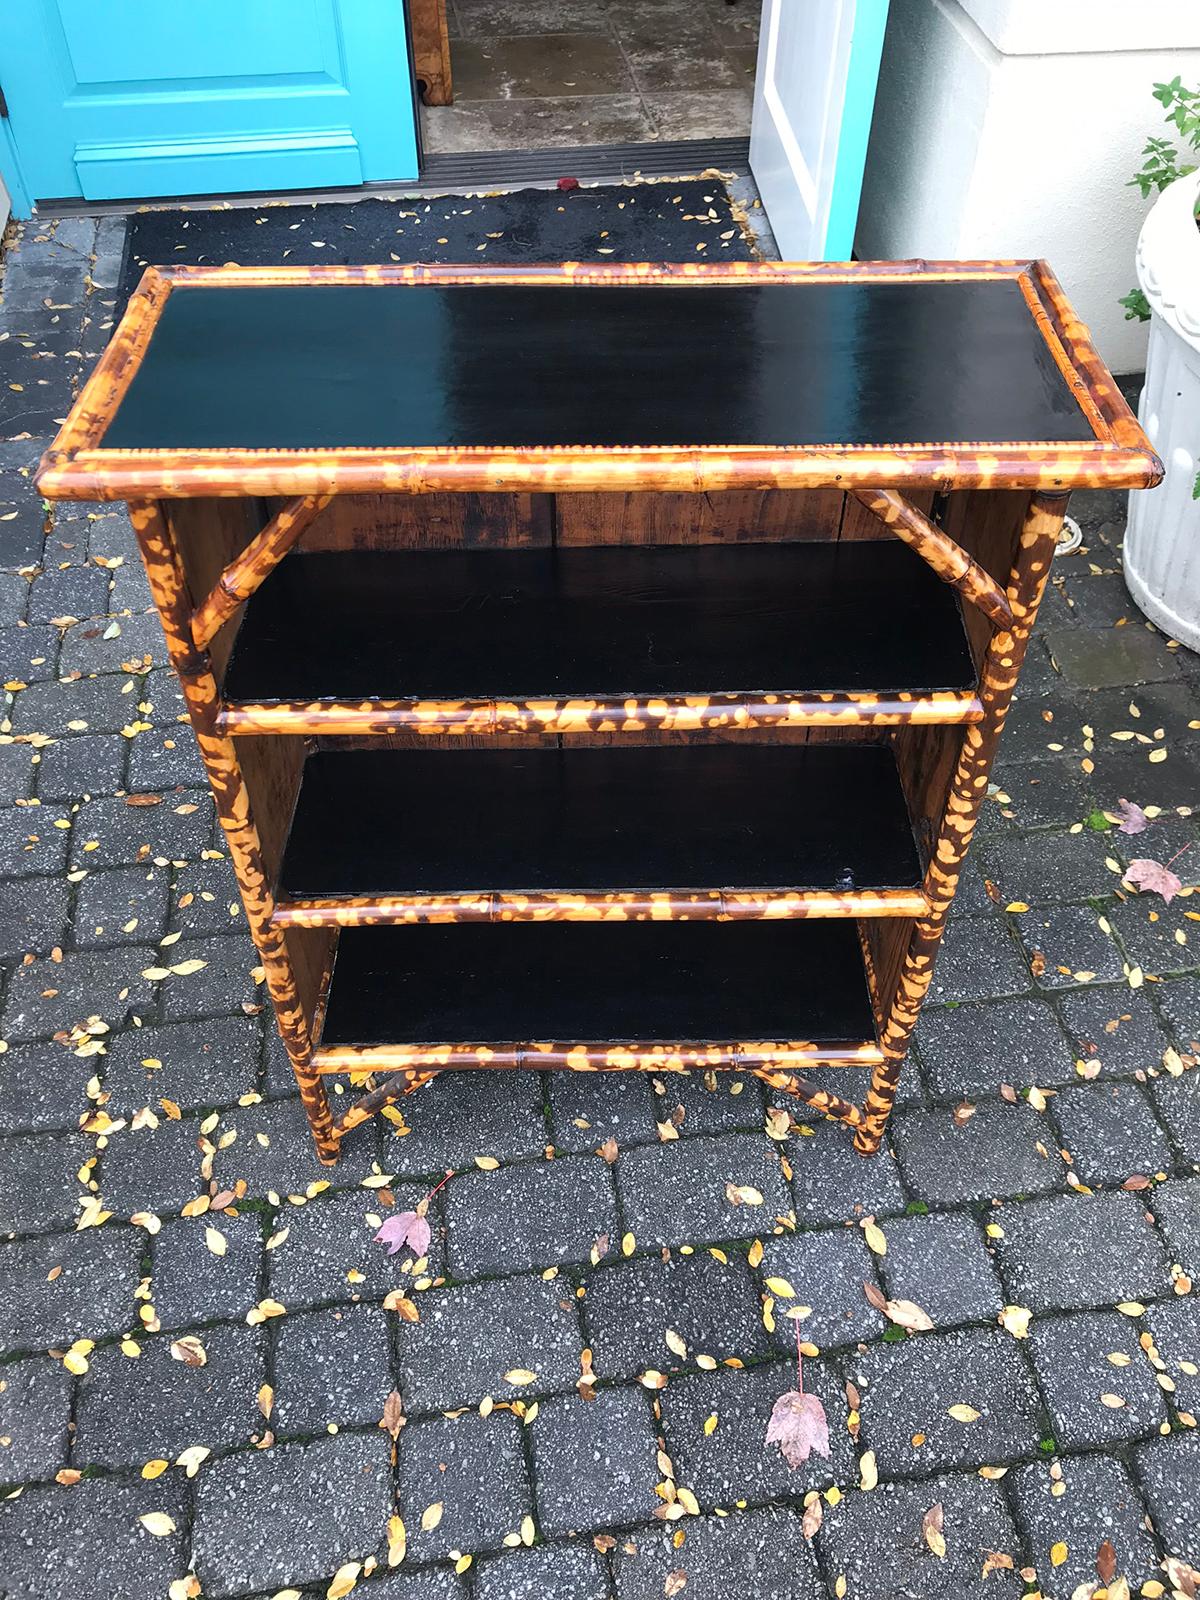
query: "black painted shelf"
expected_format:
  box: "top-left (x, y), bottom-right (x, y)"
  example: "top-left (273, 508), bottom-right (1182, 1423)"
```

top-left (221, 540), bottom-right (976, 712)
top-left (276, 744), bottom-right (924, 910)
top-left (315, 920), bottom-right (879, 1060)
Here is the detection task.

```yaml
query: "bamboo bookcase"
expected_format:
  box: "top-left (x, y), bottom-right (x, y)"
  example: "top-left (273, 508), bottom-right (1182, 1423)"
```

top-left (39, 261), bottom-right (1160, 1164)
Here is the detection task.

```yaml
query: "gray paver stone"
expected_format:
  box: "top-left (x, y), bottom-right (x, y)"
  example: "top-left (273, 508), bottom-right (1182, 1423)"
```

top-left (992, 1191), bottom-right (1172, 1313)
top-left (99, 1115), bottom-right (207, 1219)
top-left (75, 1324), bottom-right (267, 1466)
top-left (1135, 1430), bottom-right (1200, 1565)
top-left (268, 1183), bottom-right (442, 1308)
top-left (1152, 1073), bottom-right (1200, 1164)
top-left (1149, 1177), bottom-right (1200, 1278)
top-left (0, 1226), bottom-right (142, 1355)
top-left (35, 732), bottom-right (126, 801)
top-left (615, 1133), bottom-right (791, 1249)
top-left (916, 996), bottom-right (1077, 1098)
top-left (0, 1130), bottom-right (96, 1234)
top-left (877, 1208), bottom-right (1004, 1325)
top-left (211, 1093), bottom-right (381, 1197)
top-left (444, 1155), bottom-right (617, 1275)
top-left (71, 865), bottom-right (169, 949)
top-left (548, 1069), bottom-right (657, 1153)
top-left (273, 1303), bottom-right (394, 1434)
top-left (398, 1409), bottom-right (533, 1562)
top-left (649, 1070), bottom-right (765, 1136)
top-left (193, 1432), bottom-right (394, 1597)
top-left (817, 1472), bottom-right (1023, 1600)
top-left (2, 943), bottom-right (156, 1041)
top-left (0, 1040), bottom-right (99, 1133)
top-left (1143, 1295), bottom-right (1200, 1417)
top-left (531, 1385), bottom-right (661, 1536)
top-left (583, 1248), bottom-right (770, 1378)
top-left (1058, 984), bottom-right (1173, 1075)
top-left (393, 1274), bottom-right (582, 1412)
top-left (0, 874), bottom-right (70, 958)
top-left (1157, 975), bottom-right (1200, 1051)
top-left (658, 1358), bottom-right (853, 1507)
top-left (929, 916), bottom-right (1030, 1002)
top-left (785, 1119), bottom-right (906, 1225)
top-left (1029, 1310), bottom-right (1168, 1448)
top-left (1053, 1081), bottom-right (1173, 1185)
top-left (892, 1101), bottom-right (1065, 1204)
top-left (0, 1356), bottom-right (71, 1482)
top-left (852, 1327), bottom-right (1042, 1473)
top-left (101, 1014), bottom-right (261, 1117)
top-left (151, 1211), bottom-right (264, 1328)
top-left (0, 1476), bottom-right (188, 1600)
top-left (377, 1068), bottom-right (549, 1176)
top-left (757, 1226), bottom-right (886, 1351)
top-left (472, 1544), bottom-right (610, 1600)
top-left (613, 1507), bottom-right (823, 1600)
top-left (1021, 905), bottom-right (1126, 990)
top-left (1012, 1455), bottom-right (1159, 1600)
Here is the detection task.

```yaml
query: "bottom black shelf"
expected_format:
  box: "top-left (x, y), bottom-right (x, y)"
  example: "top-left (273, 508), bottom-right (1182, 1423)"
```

top-left (316, 920), bottom-right (879, 1062)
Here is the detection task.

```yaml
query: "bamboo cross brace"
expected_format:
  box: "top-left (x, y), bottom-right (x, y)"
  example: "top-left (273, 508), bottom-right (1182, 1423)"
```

top-left (191, 493), bottom-right (331, 650)
top-left (331, 1065), bottom-right (863, 1144)
top-left (850, 488), bottom-right (1014, 630)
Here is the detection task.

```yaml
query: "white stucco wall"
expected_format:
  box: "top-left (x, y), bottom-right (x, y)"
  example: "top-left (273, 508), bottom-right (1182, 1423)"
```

top-left (855, 0), bottom-right (1200, 372)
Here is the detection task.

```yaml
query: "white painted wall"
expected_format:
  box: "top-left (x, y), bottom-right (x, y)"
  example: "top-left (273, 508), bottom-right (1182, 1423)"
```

top-left (0, 172), bottom-right (10, 237)
top-left (855, 0), bottom-right (1200, 372)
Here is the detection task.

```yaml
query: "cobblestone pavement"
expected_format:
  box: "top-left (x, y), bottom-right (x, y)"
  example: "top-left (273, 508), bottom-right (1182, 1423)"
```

top-left (0, 213), bottom-right (1198, 1600)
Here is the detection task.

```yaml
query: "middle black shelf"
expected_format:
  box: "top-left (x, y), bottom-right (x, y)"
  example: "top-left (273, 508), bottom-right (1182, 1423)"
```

top-left (274, 743), bottom-right (927, 926)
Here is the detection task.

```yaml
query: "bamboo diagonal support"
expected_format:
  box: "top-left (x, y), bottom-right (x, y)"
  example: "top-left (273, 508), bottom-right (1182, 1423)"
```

top-left (191, 493), bottom-right (331, 649)
top-left (750, 1069), bottom-right (864, 1126)
top-left (333, 1069), bottom-right (443, 1142)
top-left (851, 488), bottom-right (1014, 630)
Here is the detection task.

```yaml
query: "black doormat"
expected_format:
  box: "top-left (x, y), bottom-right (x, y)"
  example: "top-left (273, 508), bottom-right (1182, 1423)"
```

top-left (116, 179), bottom-right (757, 312)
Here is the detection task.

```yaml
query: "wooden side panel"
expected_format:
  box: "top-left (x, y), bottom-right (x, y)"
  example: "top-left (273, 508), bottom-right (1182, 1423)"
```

top-left (555, 489), bottom-right (847, 546)
top-left (839, 487), bottom-right (934, 540)
top-left (167, 497), bottom-right (260, 675)
top-left (891, 723), bottom-right (962, 871)
top-left (942, 489), bottom-right (1032, 671)
top-left (860, 918), bottom-right (912, 1034)
top-left (294, 492), bottom-right (552, 551)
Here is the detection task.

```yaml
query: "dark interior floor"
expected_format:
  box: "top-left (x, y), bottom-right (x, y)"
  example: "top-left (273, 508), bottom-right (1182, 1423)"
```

top-left (422, 0), bottom-right (761, 152)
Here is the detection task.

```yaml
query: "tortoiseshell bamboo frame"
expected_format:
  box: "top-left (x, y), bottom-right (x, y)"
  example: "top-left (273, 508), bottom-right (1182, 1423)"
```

top-left (36, 262), bottom-right (1161, 1165)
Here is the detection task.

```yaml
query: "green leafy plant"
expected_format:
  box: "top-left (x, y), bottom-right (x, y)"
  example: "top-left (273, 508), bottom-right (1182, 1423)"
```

top-left (1122, 77), bottom-right (1200, 323)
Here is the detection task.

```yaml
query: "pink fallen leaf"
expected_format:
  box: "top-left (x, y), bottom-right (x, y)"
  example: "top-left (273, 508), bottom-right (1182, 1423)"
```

top-left (766, 1389), bottom-right (830, 1467)
top-left (374, 1210), bottom-right (431, 1258)
top-left (1123, 857), bottom-right (1183, 904)
top-left (1114, 798), bottom-right (1148, 835)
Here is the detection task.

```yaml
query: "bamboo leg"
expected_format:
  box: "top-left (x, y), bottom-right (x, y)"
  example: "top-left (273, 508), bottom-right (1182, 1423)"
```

top-left (128, 499), bottom-right (340, 1163)
top-left (853, 490), bottom-right (1069, 1155)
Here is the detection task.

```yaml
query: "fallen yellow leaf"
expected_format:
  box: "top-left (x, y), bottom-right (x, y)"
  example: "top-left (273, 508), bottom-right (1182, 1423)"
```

top-left (139, 1512), bottom-right (177, 1537)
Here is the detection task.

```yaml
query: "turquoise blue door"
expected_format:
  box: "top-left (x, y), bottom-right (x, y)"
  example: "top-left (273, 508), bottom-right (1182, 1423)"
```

top-left (1, 1), bottom-right (418, 215)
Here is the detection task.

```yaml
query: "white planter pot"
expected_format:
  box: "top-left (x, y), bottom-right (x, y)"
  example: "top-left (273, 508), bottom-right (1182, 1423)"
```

top-left (1124, 168), bottom-right (1200, 650)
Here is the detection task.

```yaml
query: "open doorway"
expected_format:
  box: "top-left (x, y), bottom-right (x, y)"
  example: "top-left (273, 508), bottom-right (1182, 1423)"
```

top-left (416, 0), bottom-right (761, 157)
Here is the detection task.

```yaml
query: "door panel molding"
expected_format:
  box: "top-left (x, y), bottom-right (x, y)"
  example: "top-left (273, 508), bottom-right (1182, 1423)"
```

top-left (75, 130), bottom-right (363, 202)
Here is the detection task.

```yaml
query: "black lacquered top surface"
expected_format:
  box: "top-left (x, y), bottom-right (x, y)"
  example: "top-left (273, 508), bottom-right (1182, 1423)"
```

top-left (102, 280), bottom-right (1095, 451)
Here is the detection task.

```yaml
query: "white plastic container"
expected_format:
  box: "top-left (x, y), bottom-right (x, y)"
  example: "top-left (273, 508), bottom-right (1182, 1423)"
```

top-left (1124, 168), bottom-right (1200, 650)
